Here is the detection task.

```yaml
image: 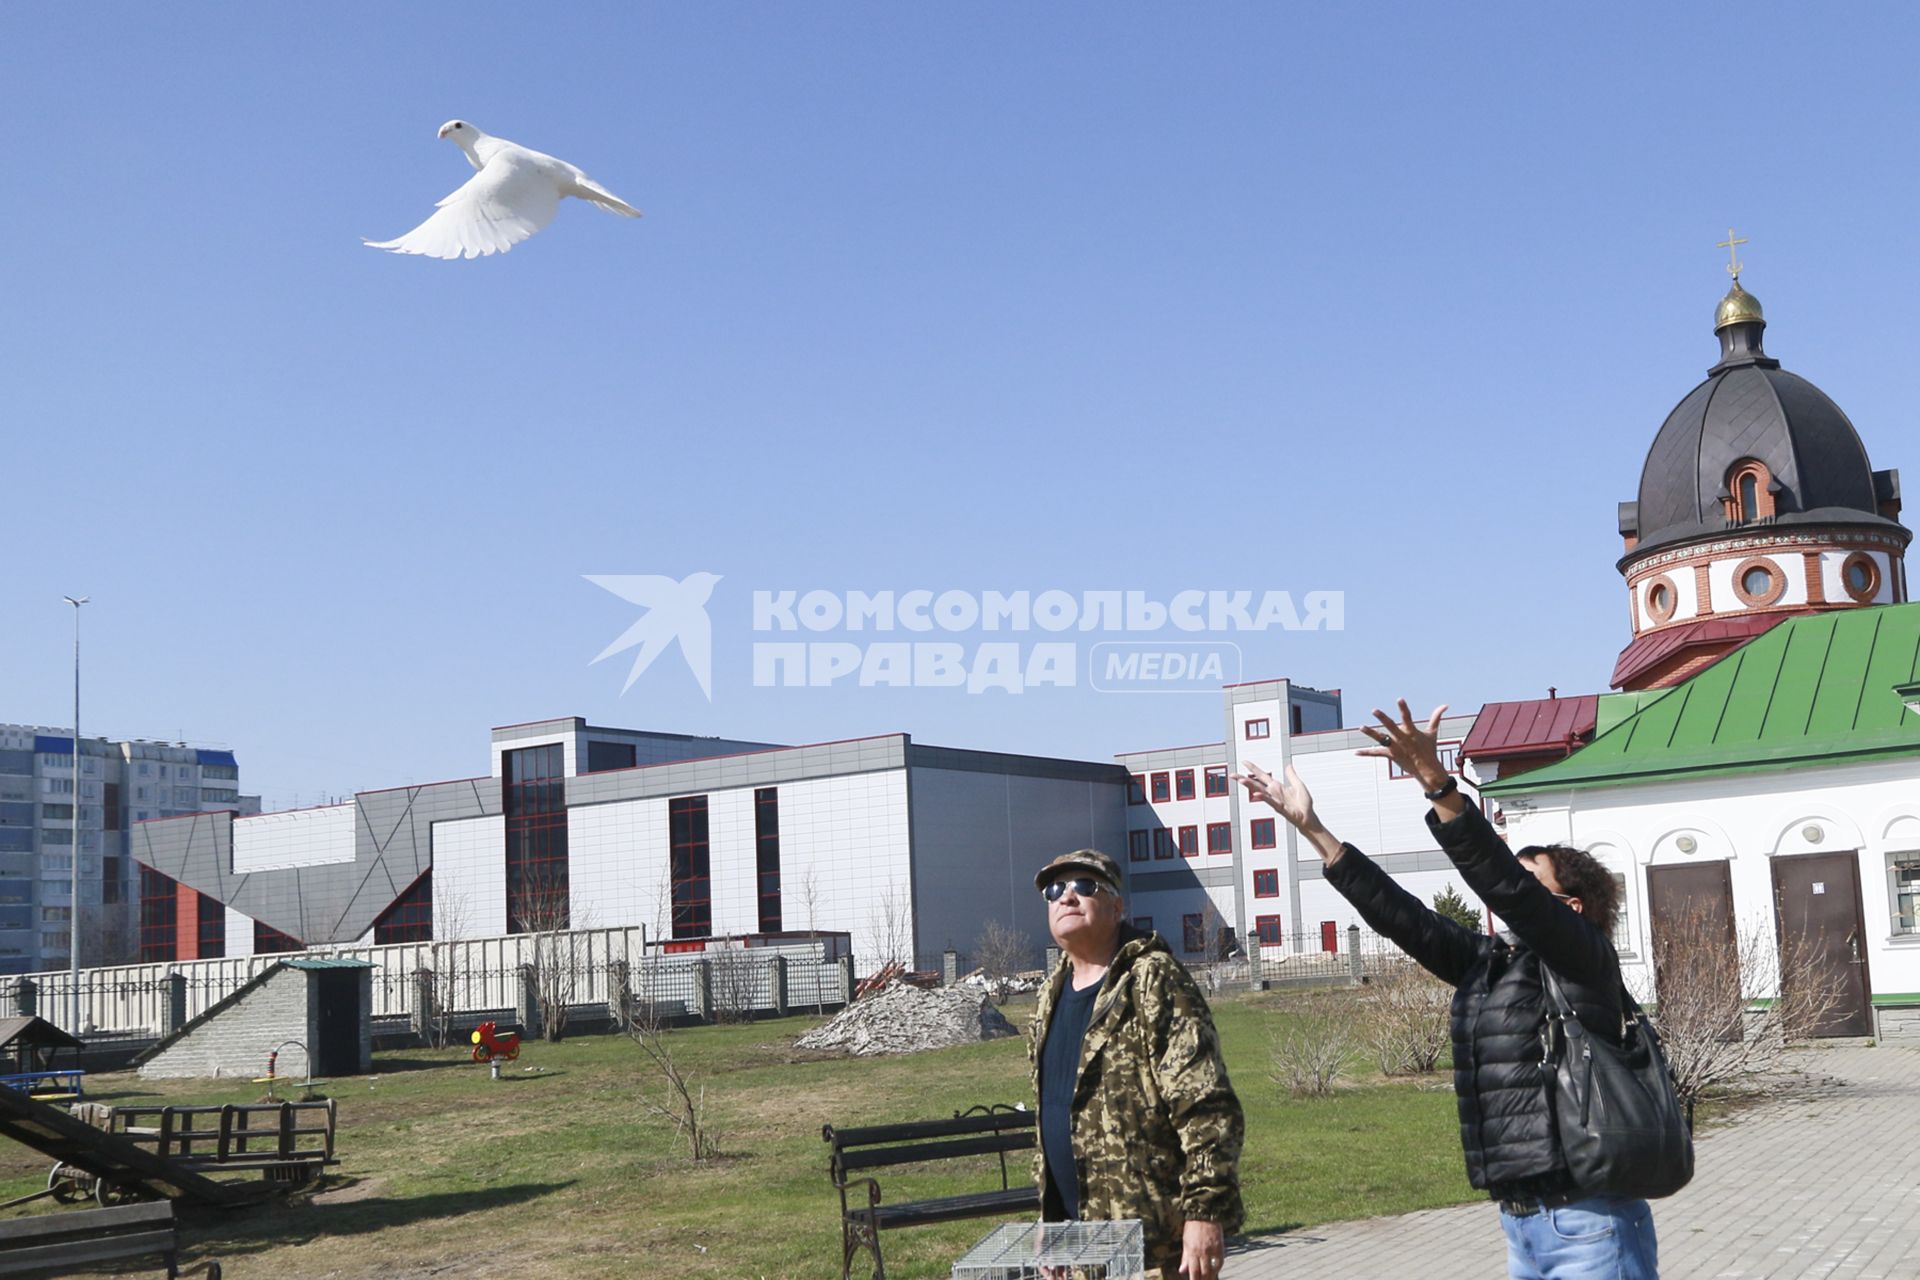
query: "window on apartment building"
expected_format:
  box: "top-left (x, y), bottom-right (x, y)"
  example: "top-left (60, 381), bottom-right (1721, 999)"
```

top-left (504, 743), bottom-right (568, 934)
top-left (196, 891), bottom-right (225, 958)
top-left (1127, 775), bottom-right (1146, 805)
top-left (1244, 718), bottom-right (1270, 740)
top-left (669, 795), bottom-right (712, 939)
top-left (1128, 830), bottom-right (1151, 862)
top-left (1206, 822), bottom-right (1231, 855)
top-left (102, 856), bottom-right (122, 905)
top-left (201, 764), bottom-right (238, 781)
top-left (254, 921), bottom-right (303, 954)
top-left (1389, 743), bottom-right (1460, 779)
top-left (585, 741), bottom-right (637, 774)
top-left (1174, 770), bottom-right (1195, 801)
top-left (1178, 826), bottom-right (1199, 858)
top-left (1253, 869), bottom-right (1280, 898)
top-left (1250, 818), bottom-right (1276, 850)
top-left (1153, 828), bottom-right (1175, 860)
top-left (40, 828), bottom-right (72, 845)
top-left (755, 787), bottom-right (782, 932)
top-left (1204, 766), bottom-right (1228, 797)
top-left (1150, 772), bottom-right (1171, 804)
top-left (1133, 916), bottom-right (1154, 933)
top-left (39, 804), bottom-right (73, 822)
top-left (138, 865), bottom-right (177, 962)
top-left (137, 764), bottom-right (150, 777)
top-left (1253, 915), bottom-right (1284, 946)
top-left (1182, 913), bottom-right (1206, 954)
top-left (374, 872), bottom-right (434, 945)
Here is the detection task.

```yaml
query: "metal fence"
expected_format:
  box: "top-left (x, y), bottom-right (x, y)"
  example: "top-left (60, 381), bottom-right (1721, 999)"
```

top-left (8, 928), bottom-right (852, 1037)
top-left (1187, 925), bottom-right (1403, 990)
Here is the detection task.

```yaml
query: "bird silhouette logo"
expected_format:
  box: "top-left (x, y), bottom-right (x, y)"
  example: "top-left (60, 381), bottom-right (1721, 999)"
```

top-left (585, 573), bottom-right (723, 699)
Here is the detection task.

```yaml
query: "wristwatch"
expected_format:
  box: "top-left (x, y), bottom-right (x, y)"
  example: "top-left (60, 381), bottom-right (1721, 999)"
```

top-left (1422, 776), bottom-right (1459, 801)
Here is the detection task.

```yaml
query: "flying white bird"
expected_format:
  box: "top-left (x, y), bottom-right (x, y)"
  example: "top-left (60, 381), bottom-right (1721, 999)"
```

top-left (586, 573), bottom-right (723, 699)
top-left (366, 120), bottom-right (641, 260)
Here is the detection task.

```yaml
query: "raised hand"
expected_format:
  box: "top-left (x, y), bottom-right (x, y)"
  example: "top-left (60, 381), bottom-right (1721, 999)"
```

top-left (1356, 699), bottom-right (1451, 789)
top-left (1236, 763), bottom-right (1344, 864)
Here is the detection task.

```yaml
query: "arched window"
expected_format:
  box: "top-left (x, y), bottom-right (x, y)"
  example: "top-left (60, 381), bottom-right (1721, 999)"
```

top-left (1726, 461), bottom-right (1775, 523)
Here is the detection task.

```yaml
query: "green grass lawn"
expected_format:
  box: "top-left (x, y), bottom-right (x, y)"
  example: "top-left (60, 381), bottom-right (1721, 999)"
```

top-left (0, 990), bottom-right (1476, 1278)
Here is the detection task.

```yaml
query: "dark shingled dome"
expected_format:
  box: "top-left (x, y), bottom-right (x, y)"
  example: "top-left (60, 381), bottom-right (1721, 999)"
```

top-left (1625, 284), bottom-right (1904, 558)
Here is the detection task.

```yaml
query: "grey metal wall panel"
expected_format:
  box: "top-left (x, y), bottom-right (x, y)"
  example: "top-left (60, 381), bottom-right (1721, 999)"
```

top-left (906, 765), bottom-right (1130, 973)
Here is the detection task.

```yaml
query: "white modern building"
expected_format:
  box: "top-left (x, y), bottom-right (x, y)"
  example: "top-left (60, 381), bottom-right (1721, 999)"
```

top-left (134, 718), bottom-right (1129, 973)
top-left (0, 725), bottom-right (251, 974)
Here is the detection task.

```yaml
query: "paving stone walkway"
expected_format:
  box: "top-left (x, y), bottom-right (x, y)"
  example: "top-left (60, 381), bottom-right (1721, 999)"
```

top-left (1228, 1044), bottom-right (1920, 1279)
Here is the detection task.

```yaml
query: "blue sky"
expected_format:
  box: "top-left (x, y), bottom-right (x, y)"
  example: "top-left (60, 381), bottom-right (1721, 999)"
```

top-left (4, 5), bottom-right (1916, 808)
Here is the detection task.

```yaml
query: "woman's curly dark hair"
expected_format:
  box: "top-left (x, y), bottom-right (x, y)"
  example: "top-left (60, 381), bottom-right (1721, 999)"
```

top-left (1516, 844), bottom-right (1619, 937)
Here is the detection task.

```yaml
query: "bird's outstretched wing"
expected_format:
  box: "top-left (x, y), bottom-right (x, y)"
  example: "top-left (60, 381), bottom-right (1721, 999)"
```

top-left (366, 159), bottom-right (562, 259)
top-left (566, 173), bottom-right (643, 218)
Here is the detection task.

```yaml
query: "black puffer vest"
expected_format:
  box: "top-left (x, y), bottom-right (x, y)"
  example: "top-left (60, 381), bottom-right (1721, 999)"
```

top-left (1326, 803), bottom-right (1623, 1195)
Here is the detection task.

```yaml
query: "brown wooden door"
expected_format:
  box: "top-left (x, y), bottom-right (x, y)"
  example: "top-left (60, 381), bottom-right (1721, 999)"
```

top-left (1771, 852), bottom-right (1873, 1037)
top-left (1647, 861), bottom-right (1740, 1037)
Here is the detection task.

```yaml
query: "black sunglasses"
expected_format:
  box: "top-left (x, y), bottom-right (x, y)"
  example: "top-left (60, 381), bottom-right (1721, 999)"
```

top-left (1042, 877), bottom-right (1111, 902)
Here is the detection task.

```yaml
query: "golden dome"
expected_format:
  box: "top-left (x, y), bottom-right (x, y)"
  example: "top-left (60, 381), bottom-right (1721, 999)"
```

top-left (1715, 279), bottom-right (1764, 331)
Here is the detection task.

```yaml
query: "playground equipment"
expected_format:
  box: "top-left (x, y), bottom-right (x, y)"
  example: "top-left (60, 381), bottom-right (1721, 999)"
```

top-left (0, 1085), bottom-right (265, 1210)
top-left (252, 1041), bottom-right (320, 1101)
top-left (470, 1021), bottom-right (521, 1076)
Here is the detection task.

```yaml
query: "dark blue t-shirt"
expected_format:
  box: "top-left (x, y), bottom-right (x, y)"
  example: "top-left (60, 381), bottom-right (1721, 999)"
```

top-left (1040, 978), bottom-right (1102, 1221)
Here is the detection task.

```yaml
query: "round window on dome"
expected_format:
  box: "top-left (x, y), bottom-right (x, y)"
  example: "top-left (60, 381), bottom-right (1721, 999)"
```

top-left (1645, 576), bottom-right (1678, 624)
top-left (1841, 552), bottom-right (1880, 603)
top-left (1732, 557), bottom-right (1786, 607)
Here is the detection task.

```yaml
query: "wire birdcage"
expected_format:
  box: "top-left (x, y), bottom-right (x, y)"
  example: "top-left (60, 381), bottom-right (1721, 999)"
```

top-left (952, 1221), bottom-right (1146, 1279)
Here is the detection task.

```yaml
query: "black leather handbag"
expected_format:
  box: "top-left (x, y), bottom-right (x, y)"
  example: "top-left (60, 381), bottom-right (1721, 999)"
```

top-left (1540, 967), bottom-right (1694, 1199)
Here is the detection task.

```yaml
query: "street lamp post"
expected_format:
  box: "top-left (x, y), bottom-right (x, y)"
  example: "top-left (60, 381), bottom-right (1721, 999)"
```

top-left (62, 595), bottom-right (88, 1033)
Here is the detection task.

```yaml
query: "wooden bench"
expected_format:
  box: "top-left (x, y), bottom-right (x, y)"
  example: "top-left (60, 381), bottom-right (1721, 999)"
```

top-left (823, 1104), bottom-right (1036, 1280)
top-left (0, 1202), bottom-right (220, 1278)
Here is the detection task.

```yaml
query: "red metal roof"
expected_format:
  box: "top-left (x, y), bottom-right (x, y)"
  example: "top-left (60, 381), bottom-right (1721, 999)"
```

top-left (1461, 694), bottom-right (1601, 761)
top-left (1609, 612), bottom-right (1800, 689)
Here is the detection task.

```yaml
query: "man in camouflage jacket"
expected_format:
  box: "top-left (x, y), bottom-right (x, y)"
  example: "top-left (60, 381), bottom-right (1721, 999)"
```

top-left (1028, 849), bottom-right (1245, 1279)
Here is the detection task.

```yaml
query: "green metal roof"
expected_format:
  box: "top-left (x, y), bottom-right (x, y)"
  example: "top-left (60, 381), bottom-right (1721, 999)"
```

top-left (1482, 603), bottom-right (1920, 796)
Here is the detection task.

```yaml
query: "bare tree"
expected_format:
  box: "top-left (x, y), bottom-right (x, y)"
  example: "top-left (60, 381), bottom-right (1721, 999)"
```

top-left (515, 870), bottom-right (582, 1043)
top-left (970, 919), bottom-right (1034, 1005)
top-left (76, 903), bottom-right (140, 969)
top-left (863, 884), bottom-right (914, 975)
top-left (801, 865), bottom-right (825, 1016)
top-left (706, 945), bottom-right (762, 1024)
top-left (1647, 907), bottom-right (1850, 1105)
top-left (419, 888), bottom-right (475, 1050)
top-left (625, 993), bottom-right (720, 1160)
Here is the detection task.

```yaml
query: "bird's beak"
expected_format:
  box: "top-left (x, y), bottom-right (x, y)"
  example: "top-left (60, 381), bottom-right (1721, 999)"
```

top-left (436, 125), bottom-right (451, 140)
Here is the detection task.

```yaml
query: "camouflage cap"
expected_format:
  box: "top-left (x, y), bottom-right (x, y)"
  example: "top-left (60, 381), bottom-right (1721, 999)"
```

top-left (1033, 848), bottom-right (1125, 893)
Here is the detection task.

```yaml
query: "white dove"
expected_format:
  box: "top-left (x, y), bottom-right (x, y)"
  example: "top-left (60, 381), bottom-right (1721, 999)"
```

top-left (366, 120), bottom-right (641, 260)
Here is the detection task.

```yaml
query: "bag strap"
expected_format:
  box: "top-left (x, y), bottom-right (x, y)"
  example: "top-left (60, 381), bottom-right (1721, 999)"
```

top-left (1539, 962), bottom-right (1634, 1042)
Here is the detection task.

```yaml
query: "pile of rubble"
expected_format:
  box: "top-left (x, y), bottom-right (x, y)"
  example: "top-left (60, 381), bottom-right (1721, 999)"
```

top-left (956, 968), bottom-right (1047, 997)
top-left (795, 980), bottom-right (1020, 1056)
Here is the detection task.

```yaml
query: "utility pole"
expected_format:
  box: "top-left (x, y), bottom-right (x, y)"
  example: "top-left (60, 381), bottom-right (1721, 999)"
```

top-left (62, 595), bottom-right (88, 1033)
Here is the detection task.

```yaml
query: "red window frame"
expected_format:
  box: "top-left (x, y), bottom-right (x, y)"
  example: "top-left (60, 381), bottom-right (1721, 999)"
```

top-left (1253, 869), bottom-right (1280, 898)
top-left (1128, 829), bottom-right (1151, 862)
top-left (1127, 774), bottom-right (1146, 805)
top-left (1250, 818), bottom-right (1276, 850)
top-left (373, 871), bottom-right (434, 945)
top-left (1150, 772), bottom-right (1171, 803)
top-left (1153, 828), bottom-right (1176, 860)
top-left (754, 787), bottom-right (782, 933)
top-left (1206, 822), bottom-right (1232, 855)
top-left (253, 921), bottom-right (302, 954)
top-left (1245, 718), bottom-right (1270, 739)
top-left (1204, 766), bottom-right (1228, 797)
top-left (1389, 743), bottom-right (1461, 779)
top-left (1253, 914), bottom-right (1284, 946)
top-left (669, 795), bottom-right (712, 939)
top-left (138, 865), bottom-right (178, 962)
top-left (1174, 769), bottom-right (1196, 801)
top-left (1178, 825), bottom-right (1199, 858)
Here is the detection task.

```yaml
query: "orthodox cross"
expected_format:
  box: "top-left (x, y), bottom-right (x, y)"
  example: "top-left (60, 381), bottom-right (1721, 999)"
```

top-left (1717, 228), bottom-right (1748, 279)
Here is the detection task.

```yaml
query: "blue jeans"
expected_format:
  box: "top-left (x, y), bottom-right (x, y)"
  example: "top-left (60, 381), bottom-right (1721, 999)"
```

top-left (1499, 1196), bottom-right (1659, 1279)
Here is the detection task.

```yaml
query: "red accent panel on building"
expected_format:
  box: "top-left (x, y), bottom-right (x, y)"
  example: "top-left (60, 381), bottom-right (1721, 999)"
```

top-left (1461, 694), bottom-right (1601, 763)
top-left (1610, 611), bottom-right (1802, 690)
top-left (175, 883), bottom-right (200, 962)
